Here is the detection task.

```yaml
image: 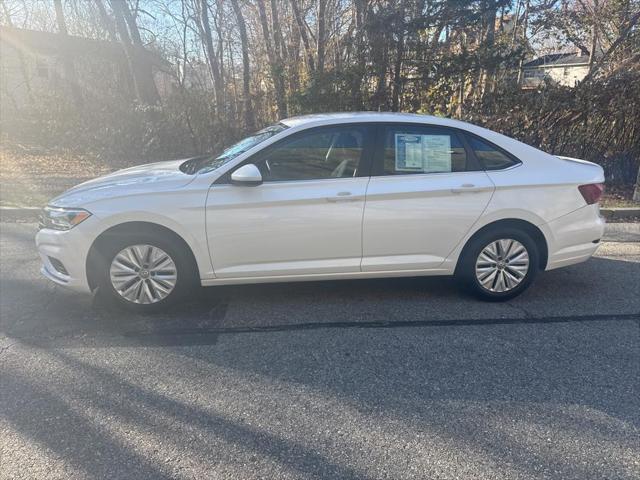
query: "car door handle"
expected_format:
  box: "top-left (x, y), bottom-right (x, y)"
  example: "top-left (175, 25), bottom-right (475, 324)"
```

top-left (450, 184), bottom-right (488, 194)
top-left (326, 191), bottom-right (358, 202)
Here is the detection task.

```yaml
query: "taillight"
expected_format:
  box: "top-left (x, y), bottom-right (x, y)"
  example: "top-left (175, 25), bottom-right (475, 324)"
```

top-left (578, 183), bottom-right (604, 205)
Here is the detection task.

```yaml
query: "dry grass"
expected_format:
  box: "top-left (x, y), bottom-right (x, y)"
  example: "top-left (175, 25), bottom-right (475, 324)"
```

top-left (0, 144), bottom-right (138, 207)
top-left (600, 185), bottom-right (639, 208)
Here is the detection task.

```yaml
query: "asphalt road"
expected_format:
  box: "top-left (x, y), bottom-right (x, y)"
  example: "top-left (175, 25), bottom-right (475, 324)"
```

top-left (1, 222), bottom-right (639, 480)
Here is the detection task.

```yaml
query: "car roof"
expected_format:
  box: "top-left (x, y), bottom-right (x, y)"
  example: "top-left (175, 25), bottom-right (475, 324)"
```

top-left (280, 112), bottom-right (475, 130)
top-left (279, 111), bottom-right (555, 168)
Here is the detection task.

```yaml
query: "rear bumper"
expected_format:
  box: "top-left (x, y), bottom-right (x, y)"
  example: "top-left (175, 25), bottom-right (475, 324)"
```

top-left (35, 225), bottom-right (93, 293)
top-left (545, 204), bottom-right (605, 270)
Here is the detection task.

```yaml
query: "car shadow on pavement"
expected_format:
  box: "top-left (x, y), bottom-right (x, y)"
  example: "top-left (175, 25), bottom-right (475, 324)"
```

top-left (2, 257), bottom-right (638, 349)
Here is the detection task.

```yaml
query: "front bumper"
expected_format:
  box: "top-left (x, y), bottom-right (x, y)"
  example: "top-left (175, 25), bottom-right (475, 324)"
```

top-left (35, 223), bottom-right (94, 293)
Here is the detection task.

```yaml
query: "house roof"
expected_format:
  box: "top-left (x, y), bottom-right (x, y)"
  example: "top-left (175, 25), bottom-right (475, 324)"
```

top-left (0, 26), bottom-right (170, 70)
top-left (523, 52), bottom-right (592, 68)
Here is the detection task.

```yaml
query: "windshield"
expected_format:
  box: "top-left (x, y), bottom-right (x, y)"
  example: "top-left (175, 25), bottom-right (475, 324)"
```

top-left (195, 123), bottom-right (289, 173)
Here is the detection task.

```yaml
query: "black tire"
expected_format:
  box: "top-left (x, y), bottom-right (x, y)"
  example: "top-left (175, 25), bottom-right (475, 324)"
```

top-left (455, 227), bottom-right (539, 301)
top-left (94, 233), bottom-right (196, 313)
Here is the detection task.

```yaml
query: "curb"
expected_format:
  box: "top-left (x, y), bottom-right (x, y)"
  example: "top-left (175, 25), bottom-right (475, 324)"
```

top-left (0, 207), bottom-right (41, 222)
top-left (600, 207), bottom-right (640, 221)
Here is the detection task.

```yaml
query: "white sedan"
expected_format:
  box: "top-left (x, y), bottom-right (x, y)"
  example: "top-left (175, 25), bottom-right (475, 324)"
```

top-left (36, 112), bottom-right (605, 311)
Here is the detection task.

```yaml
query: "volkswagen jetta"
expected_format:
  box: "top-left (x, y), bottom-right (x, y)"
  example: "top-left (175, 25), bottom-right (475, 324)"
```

top-left (36, 112), bottom-right (605, 311)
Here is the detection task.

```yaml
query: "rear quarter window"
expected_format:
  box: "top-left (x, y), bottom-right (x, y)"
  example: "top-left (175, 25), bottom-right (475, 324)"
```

top-left (467, 135), bottom-right (520, 171)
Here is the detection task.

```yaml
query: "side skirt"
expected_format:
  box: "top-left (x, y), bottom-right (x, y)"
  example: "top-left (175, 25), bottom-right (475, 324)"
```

top-left (200, 266), bottom-right (455, 287)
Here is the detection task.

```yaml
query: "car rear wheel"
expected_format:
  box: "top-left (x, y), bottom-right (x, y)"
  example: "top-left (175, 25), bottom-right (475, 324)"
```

top-left (456, 228), bottom-right (539, 301)
top-left (96, 234), bottom-right (195, 312)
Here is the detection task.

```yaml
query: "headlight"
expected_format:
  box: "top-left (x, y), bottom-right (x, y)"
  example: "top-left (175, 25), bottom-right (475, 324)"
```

top-left (39, 206), bottom-right (92, 231)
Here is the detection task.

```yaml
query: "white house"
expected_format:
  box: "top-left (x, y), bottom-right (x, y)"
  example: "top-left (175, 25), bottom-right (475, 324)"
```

top-left (521, 51), bottom-right (593, 89)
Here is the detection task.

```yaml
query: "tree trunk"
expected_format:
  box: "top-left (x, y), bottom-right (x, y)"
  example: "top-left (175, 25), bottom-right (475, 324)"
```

top-left (94, 0), bottom-right (117, 41)
top-left (391, 0), bottom-right (405, 112)
top-left (316, 0), bottom-right (328, 75)
top-left (110, 0), bottom-right (160, 105)
top-left (588, 0), bottom-right (599, 72)
top-left (197, 0), bottom-right (224, 113)
top-left (481, 0), bottom-right (497, 99)
top-left (634, 166), bottom-right (640, 203)
top-left (229, 0), bottom-right (255, 130)
top-left (270, 0), bottom-right (286, 59)
top-left (516, 0), bottom-right (529, 85)
top-left (53, 0), bottom-right (83, 106)
top-left (350, 0), bottom-right (367, 109)
top-left (216, 3), bottom-right (225, 90)
top-left (256, 0), bottom-right (287, 117)
top-left (289, 0), bottom-right (315, 73)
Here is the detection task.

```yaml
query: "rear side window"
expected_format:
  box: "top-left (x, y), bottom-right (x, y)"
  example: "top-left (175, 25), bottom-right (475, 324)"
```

top-left (467, 135), bottom-right (520, 170)
top-left (378, 125), bottom-right (476, 175)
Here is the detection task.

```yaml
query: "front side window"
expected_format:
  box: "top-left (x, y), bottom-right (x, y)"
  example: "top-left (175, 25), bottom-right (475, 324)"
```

top-left (378, 126), bottom-right (472, 175)
top-left (254, 126), bottom-right (368, 182)
top-left (466, 135), bottom-right (520, 170)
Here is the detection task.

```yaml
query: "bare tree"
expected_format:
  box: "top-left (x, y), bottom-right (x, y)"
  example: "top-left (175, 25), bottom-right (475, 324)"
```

top-left (289, 0), bottom-right (315, 72)
top-left (53, 0), bottom-right (83, 105)
top-left (391, 0), bottom-right (405, 111)
top-left (316, 0), bottom-right (327, 75)
top-left (229, 0), bottom-right (255, 130)
top-left (196, 0), bottom-right (224, 112)
top-left (93, 0), bottom-right (117, 41)
top-left (110, 0), bottom-right (160, 104)
top-left (256, 0), bottom-right (287, 117)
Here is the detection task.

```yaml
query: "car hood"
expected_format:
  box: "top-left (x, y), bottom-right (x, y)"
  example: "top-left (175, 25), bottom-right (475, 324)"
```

top-left (50, 159), bottom-right (197, 208)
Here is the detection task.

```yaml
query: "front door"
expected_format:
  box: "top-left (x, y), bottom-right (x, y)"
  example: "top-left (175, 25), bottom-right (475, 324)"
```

top-left (362, 124), bottom-right (495, 271)
top-left (206, 125), bottom-right (373, 278)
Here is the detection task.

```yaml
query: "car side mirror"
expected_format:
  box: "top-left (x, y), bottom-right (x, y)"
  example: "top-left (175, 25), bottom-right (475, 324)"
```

top-left (231, 164), bottom-right (262, 186)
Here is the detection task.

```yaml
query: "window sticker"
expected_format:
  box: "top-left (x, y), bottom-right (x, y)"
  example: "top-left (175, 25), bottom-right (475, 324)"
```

top-left (423, 135), bottom-right (451, 173)
top-left (395, 134), bottom-right (424, 171)
top-left (394, 133), bottom-right (452, 173)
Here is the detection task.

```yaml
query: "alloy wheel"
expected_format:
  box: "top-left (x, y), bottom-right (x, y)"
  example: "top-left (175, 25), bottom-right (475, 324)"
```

top-left (475, 239), bottom-right (530, 293)
top-left (109, 244), bottom-right (177, 304)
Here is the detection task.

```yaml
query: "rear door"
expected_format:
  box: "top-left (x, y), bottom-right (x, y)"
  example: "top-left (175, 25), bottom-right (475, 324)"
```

top-left (361, 124), bottom-right (495, 271)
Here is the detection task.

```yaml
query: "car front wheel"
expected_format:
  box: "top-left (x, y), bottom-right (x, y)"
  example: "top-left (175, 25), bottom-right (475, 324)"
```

top-left (96, 234), bottom-right (195, 312)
